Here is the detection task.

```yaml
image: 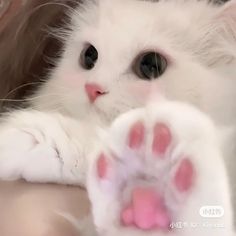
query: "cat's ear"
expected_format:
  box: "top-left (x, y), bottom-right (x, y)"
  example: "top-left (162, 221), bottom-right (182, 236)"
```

top-left (215, 1), bottom-right (236, 37)
top-left (208, 0), bottom-right (236, 61)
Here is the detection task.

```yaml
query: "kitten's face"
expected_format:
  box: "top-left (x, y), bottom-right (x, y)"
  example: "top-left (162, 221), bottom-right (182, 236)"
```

top-left (36, 0), bottom-right (236, 124)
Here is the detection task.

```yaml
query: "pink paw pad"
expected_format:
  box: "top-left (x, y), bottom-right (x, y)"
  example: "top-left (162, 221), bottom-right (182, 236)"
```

top-left (152, 123), bottom-right (172, 156)
top-left (174, 158), bottom-right (194, 192)
top-left (128, 121), bottom-right (145, 149)
top-left (121, 187), bottom-right (171, 230)
top-left (97, 153), bottom-right (109, 179)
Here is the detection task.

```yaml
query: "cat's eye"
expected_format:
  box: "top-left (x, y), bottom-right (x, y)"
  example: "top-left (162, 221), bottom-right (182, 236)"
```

top-left (134, 52), bottom-right (167, 80)
top-left (80, 44), bottom-right (98, 70)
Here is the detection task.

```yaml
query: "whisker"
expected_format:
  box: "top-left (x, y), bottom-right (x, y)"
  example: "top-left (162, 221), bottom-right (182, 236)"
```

top-left (0, 91), bottom-right (70, 103)
top-left (2, 82), bottom-right (44, 100)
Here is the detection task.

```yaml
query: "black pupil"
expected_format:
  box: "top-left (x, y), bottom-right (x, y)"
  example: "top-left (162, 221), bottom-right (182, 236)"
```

top-left (84, 45), bottom-right (98, 70)
top-left (140, 52), bottom-right (165, 79)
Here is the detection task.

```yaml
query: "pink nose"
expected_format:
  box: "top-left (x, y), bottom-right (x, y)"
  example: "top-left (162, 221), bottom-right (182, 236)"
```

top-left (85, 83), bottom-right (107, 103)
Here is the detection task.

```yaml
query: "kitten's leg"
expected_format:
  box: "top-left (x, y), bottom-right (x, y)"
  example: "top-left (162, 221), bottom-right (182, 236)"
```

top-left (87, 101), bottom-right (234, 236)
top-left (0, 110), bottom-right (92, 185)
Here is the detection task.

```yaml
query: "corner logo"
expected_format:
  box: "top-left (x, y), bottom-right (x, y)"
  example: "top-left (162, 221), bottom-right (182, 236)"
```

top-left (199, 206), bottom-right (224, 218)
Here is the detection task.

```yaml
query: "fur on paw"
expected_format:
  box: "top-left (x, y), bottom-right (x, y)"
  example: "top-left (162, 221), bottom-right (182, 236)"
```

top-left (0, 110), bottom-right (86, 184)
top-left (87, 101), bottom-right (233, 236)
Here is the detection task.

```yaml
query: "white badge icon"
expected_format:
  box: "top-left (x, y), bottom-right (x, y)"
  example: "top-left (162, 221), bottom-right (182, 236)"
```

top-left (199, 206), bottom-right (224, 218)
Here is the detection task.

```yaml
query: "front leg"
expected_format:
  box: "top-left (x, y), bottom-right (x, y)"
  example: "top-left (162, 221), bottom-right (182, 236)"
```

top-left (0, 110), bottom-right (91, 185)
top-left (87, 101), bottom-right (234, 236)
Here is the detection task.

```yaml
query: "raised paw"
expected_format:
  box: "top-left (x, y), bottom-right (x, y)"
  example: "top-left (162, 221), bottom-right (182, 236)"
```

top-left (95, 120), bottom-right (194, 231)
top-left (87, 101), bottom-right (233, 236)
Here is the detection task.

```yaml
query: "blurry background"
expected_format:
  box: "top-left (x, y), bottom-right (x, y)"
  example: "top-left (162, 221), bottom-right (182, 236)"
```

top-left (0, 0), bottom-right (25, 30)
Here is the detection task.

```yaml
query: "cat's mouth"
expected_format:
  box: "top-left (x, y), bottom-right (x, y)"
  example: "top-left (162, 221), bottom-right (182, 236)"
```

top-left (93, 106), bottom-right (120, 124)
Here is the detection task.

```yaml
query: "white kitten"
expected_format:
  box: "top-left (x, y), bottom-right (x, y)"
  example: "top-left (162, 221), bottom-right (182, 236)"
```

top-left (0, 0), bottom-right (236, 235)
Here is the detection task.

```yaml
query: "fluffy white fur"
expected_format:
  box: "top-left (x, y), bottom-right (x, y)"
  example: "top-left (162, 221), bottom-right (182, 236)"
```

top-left (0, 0), bottom-right (236, 235)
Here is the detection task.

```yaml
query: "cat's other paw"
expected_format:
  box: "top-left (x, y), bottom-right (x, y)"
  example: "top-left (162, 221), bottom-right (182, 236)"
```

top-left (0, 110), bottom-right (87, 185)
top-left (87, 101), bottom-right (233, 236)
